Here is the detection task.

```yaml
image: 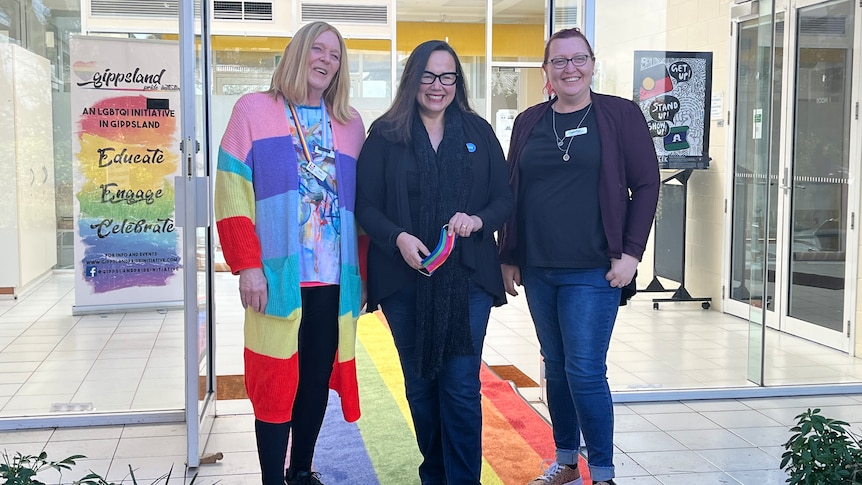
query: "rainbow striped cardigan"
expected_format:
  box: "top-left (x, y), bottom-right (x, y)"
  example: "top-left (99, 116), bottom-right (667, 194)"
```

top-left (214, 92), bottom-right (365, 423)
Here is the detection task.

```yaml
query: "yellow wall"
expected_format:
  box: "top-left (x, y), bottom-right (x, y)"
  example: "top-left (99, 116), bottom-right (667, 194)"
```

top-left (396, 22), bottom-right (544, 59)
top-left (208, 22), bottom-right (543, 58)
top-left (209, 36), bottom-right (390, 53)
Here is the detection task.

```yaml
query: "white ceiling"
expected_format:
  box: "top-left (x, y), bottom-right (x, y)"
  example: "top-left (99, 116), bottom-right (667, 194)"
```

top-left (37, 0), bottom-right (548, 24)
top-left (39, 0), bottom-right (79, 11)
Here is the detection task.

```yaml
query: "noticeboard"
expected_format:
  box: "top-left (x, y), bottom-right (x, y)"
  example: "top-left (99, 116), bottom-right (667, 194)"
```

top-left (633, 50), bottom-right (713, 170)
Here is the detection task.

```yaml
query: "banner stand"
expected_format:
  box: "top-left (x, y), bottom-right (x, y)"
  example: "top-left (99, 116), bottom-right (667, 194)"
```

top-left (632, 50), bottom-right (714, 310)
top-left (72, 301), bottom-right (183, 316)
top-left (640, 169), bottom-right (712, 310)
top-left (70, 36), bottom-right (184, 313)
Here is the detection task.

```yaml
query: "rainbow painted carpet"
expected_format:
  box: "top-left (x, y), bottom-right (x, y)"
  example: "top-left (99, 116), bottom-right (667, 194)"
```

top-left (312, 313), bottom-right (590, 484)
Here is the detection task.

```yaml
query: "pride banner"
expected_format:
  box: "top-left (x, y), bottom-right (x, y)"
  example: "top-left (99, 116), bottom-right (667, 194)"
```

top-left (70, 36), bottom-right (183, 313)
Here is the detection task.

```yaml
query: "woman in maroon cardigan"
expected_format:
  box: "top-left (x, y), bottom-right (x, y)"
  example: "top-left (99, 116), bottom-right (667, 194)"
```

top-left (498, 28), bottom-right (659, 485)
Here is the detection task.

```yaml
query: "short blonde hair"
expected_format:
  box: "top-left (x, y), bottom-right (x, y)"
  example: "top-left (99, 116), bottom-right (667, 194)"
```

top-left (268, 21), bottom-right (353, 123)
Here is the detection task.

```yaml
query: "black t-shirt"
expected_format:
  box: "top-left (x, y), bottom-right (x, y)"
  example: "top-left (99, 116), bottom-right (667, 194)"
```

top-left (517, 105), bottom-right (607, 268)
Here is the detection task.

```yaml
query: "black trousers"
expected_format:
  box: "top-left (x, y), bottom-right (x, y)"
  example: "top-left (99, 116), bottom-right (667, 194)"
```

top-left (255, 285), bottom-right (339, 485)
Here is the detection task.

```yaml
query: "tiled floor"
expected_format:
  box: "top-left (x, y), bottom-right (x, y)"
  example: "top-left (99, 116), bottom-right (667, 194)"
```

top-left (2, 272), bottom-right (862, 484)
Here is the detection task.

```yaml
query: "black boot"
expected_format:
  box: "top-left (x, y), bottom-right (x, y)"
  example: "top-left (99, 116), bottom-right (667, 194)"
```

top-left (285, 469), bottom-right (324, 485)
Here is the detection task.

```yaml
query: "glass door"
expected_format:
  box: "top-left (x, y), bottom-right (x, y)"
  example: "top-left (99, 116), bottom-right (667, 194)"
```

top-left (728, 1), bottom-right (777, 385)
top-left (728, 14), bottom-right (784, 320)
top-left (491, 0), bottom-right (546, 151)
top-left (490, 66), bottom-right (545, 154)
top-left (782, 0), bottom-right (856, 351)
top-left (179, 0), bottom-right (216, 468)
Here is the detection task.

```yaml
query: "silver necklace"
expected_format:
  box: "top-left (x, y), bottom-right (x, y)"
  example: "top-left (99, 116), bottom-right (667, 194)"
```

top-left (552, 103), bottom-right (592, 162)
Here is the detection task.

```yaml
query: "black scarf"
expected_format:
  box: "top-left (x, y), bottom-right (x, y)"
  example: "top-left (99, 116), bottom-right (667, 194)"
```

top-left (412, 107), bottom-right (472, 378)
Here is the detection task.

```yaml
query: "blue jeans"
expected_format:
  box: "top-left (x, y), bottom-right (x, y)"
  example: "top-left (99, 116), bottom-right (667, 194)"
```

top-left (380, 281), bottom-right (492, 485)
top-left (522, 266), bottom-right (620, 483)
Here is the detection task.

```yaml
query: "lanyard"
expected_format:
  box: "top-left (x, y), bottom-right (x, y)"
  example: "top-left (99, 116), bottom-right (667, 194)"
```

top-left (286, 98), bottom-right (330, 165)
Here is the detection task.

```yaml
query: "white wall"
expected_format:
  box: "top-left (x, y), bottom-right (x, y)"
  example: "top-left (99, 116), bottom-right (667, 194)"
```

top-left (594, 0), bottom-right (732, 308)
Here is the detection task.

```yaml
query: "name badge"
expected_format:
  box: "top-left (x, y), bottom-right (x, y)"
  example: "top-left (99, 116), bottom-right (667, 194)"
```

top-left (304, 161), bottom-right (328, 181)
top-left (565, 127), bottom-right (588, 137)
top-left (314, 146), bottom-right (334, 158)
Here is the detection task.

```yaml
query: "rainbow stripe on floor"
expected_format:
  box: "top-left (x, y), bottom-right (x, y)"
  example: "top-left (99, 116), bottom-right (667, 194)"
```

top-left (313, 313), bottom-right (591, 484)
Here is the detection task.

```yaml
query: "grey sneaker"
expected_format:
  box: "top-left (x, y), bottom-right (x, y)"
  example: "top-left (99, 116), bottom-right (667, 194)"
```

top-left (526, 460), bottom-right (582, 485)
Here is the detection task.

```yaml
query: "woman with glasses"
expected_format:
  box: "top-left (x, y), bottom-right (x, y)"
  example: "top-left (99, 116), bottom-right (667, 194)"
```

top-left (498, 28), bottom-right (659, 485)
top-left (356, 40), bottom-right (512, 484)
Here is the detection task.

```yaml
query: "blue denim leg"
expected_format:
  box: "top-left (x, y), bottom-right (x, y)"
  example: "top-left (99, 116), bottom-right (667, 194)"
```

top-left (380, 281), bottom-right (491, 485)
top-left (522, 266), bottom-right (619, 483)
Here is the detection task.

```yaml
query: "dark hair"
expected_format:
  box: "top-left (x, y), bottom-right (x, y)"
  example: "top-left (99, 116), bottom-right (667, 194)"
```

top-left (543, 27), bottom-right (595, 64)
top-left (371, 40), bottom-right (473, 144)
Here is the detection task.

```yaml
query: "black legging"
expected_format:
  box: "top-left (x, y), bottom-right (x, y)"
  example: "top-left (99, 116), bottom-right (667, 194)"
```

top-left (255, 285), bottom-right (339, 484)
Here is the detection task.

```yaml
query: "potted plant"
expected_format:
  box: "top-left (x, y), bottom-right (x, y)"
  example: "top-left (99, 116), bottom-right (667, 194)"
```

top-left (0, 450), bottom-right (84, 484)
top-left (1, 450), bottom-right (207, 484)
top-left (781, 408), bottom-right (862, 484)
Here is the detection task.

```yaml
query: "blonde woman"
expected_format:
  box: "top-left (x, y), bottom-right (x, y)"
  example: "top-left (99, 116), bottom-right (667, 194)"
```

top-left (214, 21), bottom-right (365, 485)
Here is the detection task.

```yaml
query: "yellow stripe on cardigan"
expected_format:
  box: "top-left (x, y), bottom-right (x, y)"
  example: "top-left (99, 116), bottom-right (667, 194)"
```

top-left (214, 170), bottom-right (256, 222)
top-left (244, 308), bottom-right (301, 359)
top-left (337, 311), bottom-right (357, 362)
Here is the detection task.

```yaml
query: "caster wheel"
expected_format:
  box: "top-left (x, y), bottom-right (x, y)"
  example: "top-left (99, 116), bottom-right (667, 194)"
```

top-left (653, 302), bottom-right (659, 310)
top-left (702, 302), bottom-right (711, 310)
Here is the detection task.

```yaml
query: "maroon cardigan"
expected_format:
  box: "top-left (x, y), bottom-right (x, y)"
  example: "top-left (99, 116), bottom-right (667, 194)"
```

top-left (498, 92), bottom-right (660, 265)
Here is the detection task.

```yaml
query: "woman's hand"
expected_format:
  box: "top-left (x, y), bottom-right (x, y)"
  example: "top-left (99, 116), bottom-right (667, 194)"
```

top-left (238, 267), bottom-right (268, 313)
top-left (606, 253), bottom-right (638, 288)
top-left (502, 264), bottom-right (521, 296)
top-left (448, 212), bottom-right (483, 238)
top-left (396, 232), bottom-right (430, 271)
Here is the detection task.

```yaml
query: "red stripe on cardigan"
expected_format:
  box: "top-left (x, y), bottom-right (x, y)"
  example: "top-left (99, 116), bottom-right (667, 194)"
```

top-left (329, 353), bottom-right (360, 422)
top-left (244, 349), bottom-right (360, 424)
top-left (244, 348), bottom-right (299, 423)
top-left (216, 216), bottom-right (262, 273)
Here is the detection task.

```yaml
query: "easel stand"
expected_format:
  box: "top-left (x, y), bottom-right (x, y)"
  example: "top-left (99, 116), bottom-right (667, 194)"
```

top-left (645, 277), bottom-right (712, 310)
top-left (642, 169), bottom-right (712, 310)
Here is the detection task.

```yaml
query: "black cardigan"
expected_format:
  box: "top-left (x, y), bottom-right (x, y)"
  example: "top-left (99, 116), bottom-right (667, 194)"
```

top-left (355, 111), bottom-right (514, 310)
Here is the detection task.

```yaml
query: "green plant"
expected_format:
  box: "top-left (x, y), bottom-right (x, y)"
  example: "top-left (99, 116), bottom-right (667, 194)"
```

top-left (75, 464), bottom-right (201, 484)
top-left (781, 408), bottom-right (862, 484)
top-left (0, 450), bottom-right (85, 485)
top-left (1, 450), bottom-right (208, 485)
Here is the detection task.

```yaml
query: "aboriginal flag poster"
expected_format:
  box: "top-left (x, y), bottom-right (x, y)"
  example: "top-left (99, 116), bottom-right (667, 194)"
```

top-left (70, 36), bottom-right (183, 313)
top-left (633, 50), bottom-right (713, 170)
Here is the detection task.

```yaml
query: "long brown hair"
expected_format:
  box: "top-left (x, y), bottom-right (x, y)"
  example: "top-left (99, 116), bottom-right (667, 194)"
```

top-left (267, 21), bottom-right (353, 123)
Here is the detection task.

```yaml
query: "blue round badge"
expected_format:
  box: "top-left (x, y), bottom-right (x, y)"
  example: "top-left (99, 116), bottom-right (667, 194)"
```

top-left (466, 143), bottom-right (476, 153)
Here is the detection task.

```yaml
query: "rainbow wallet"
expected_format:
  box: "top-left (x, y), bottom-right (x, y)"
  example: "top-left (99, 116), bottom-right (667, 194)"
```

top-left (418, 224), bottom-right (456, 276)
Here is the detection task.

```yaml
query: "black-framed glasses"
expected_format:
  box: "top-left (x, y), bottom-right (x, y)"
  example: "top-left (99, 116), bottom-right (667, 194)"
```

top-left (420, 71), bottom-right (458, 86)
top-left (546, 55), bottom-right (593, 69)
